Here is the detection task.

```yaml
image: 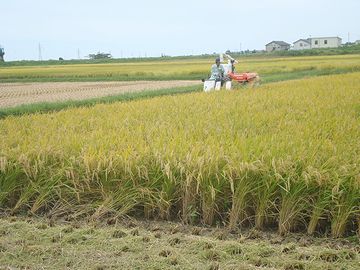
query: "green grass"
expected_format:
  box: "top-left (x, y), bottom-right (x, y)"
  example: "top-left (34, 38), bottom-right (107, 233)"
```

top-left (260, 65), bottom-right (360, 83)
top-left (273, 44), bottom-right (360, 57)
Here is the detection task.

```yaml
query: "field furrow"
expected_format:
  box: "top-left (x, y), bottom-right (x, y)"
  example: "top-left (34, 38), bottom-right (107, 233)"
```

top-left (0, 80), bottom-right (199, 108)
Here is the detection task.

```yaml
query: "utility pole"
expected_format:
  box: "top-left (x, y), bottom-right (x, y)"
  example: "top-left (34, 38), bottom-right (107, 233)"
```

top-left (77, 48), bottom-right (80, 59)
top-left (240, 43), bottom-right (242, 52)
top-left (38, 43), bottom-right (42, 61)
top-left (348, 32), bottom-right (350, 43)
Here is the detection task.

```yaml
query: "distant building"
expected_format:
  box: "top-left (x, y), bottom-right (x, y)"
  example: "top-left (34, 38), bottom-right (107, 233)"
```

top-left (292, 37), bottom-right (342, 50)
top-left (355, 40), bottom-right (360, 45)
top-left (265, 41), bottom-right (290, 52)
top-left (293, 39), bottom-right (311, 50)
top-left (310, 37), bottom-right (342, 49)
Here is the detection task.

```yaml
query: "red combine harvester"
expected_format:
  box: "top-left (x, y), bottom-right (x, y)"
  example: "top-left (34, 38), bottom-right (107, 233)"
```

top-left (228, 71), bottom-right (260, 87)
top-left (203, 53), bottom-right (260, 91)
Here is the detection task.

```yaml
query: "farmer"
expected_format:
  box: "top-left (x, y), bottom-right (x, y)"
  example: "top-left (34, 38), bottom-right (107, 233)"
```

top-left (210, 57), bottom-right (225, 83)
top-left (230, 59), bottom-right (236, 73)
top-left (224, 59), bottom-right (237, 82)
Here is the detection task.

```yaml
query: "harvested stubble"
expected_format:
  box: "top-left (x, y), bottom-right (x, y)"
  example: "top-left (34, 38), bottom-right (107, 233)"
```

top-left (0, 73), bottom-right (359, 237)
top-left (0, 80), bottom-right (199, 108)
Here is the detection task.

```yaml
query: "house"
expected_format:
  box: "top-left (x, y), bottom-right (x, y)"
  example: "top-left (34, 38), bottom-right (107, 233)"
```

top-left (265, 41), bottom-right (290, 52)
top-left (293, 39), bottom-right (311, 50)
top-left (292, 37), bottom-right (342, 50)
top-left (308, 37), bottom-right (342, 49)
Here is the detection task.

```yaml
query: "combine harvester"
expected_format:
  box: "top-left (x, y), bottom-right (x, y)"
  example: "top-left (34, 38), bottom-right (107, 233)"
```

top-left (203, 53), bottom-right (260, 92)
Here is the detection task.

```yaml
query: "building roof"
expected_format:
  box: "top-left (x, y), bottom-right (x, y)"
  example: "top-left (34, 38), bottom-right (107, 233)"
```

top-left (293, 39), bottom-right (311, 44)
top-left (266, 41), bottom-right (290, 46)
top-left (309, 36), bottom-right (342, 40)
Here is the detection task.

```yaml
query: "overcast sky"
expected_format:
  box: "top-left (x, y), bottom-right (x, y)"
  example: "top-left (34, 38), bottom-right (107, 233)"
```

top-left (1, 0), bottom-right (359, 61)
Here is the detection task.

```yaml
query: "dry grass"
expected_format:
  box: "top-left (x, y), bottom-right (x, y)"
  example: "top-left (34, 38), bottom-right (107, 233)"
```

top-left (0, 217), bottom-right (358, 270)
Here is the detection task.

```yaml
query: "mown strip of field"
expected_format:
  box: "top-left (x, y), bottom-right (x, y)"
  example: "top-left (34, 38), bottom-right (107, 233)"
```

top-left (0, 80), bottom-right (199, 108)
top-left (0, 217), bottom-right (358, 270)
top-left (0, 84), bottom-right (200, 119)
top-left (1, 73), bottom-right (359, 237)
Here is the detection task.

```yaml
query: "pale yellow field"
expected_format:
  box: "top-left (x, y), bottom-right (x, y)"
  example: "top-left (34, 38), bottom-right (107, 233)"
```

top-left (1, 54), bottom-right (359, 81)
top-left (1, 72), bottom-right (359, 237)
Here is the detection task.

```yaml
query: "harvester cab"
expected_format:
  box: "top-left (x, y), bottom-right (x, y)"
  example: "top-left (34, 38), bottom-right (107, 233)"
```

top-left (203, 53), bottom-right (260, 92)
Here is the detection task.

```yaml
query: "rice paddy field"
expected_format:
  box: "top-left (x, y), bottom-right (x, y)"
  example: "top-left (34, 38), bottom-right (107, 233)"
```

top-left (1, 71), bottom-right (359, 235)
top-left (0, 54), bottom-right (360, 269)
top-left (1, 54), bottom-right (360, 82)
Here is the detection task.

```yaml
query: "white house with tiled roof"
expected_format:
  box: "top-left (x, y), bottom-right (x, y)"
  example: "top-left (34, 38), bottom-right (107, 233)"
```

top-left (265, 41), bottom-right (290, 52)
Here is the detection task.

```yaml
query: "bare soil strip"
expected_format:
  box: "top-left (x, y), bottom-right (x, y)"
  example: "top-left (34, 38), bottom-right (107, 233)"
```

top-left (0, 80), bottom-right (200, 108)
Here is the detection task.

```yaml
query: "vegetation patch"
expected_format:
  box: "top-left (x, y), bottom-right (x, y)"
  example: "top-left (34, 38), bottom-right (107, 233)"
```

top-left (0, 73), bottom-right (359, 238)
top-left (203, 250), bottom-right (221, 261)
top-left (112, 230), bottom-right (127, 238)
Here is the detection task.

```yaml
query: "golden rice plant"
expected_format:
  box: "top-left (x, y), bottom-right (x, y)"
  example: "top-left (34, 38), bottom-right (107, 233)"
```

top-left (1, 54), bottom-right (359, 81)
top-left (0, 72), bottom-right (359, 237)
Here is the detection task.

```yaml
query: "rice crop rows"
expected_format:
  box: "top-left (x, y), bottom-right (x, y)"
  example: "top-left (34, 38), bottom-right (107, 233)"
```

top-left (0, 73), bottom-right (359, 237)
top-left (1, 54), bottom-right (360, 82)
top-left (0, 80), bottom-right (199, 108)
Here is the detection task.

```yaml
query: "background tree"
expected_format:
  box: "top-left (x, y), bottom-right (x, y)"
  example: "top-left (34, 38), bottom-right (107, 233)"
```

top-left (0, 47), bottom-right (5, 62)
top-left (88, 52), bottom-right (112, 60)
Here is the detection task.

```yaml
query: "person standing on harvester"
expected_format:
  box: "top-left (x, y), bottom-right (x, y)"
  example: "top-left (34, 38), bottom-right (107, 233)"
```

top-left (210, 57), bottom-right (225, 84)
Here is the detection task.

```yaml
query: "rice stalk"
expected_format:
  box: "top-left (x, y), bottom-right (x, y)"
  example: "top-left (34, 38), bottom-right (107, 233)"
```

top-left (331, 180), bottom-right (360, 238)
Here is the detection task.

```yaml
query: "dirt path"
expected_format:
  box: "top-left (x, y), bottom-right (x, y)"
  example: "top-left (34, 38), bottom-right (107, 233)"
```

top-left (0, 80), bottom-right (200, 108)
